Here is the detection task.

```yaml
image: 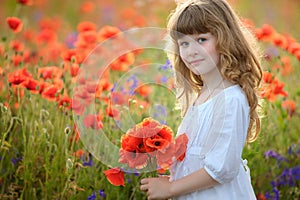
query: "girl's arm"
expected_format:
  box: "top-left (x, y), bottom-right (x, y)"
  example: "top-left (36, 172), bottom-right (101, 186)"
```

top-left (140, 167), bottom-right (219, 199)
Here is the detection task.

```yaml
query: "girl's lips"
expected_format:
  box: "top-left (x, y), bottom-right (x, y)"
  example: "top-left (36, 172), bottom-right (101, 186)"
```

top-left (189, 59), bottom-right (204, 65)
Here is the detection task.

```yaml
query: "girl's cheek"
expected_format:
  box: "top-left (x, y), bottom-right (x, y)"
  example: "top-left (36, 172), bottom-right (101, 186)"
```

top-left (179, 49), bottom-right (187, 59)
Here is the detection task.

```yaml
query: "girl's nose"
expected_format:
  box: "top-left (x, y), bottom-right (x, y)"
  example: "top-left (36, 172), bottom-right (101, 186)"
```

top-left (189, 48), bottom-right (199, 57)
top-left (188, 42), bottom-right (200, 57)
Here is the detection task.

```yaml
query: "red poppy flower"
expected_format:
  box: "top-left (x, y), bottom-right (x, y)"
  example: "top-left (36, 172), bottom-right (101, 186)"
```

top-left (98, 77), bottom-right (113, 92)
top-left (145, 136), bottom-right (170, 151)
top-left (294, 50), bottom-right (300, 61)
top-left (77, 21), bottom-right (97, 33)
top-left (287, 42), bottom-right (300, 54)
top-left (273, 34), bottom-right (288, 50)
top-left (70, 63), bottom-right (80, 77)
top-left (119, 149), bottom-right (148, 169)
top-left (22, 78), bottom-right (40, 93)
top-left (73, 85), bottom-right (92, 104)
top-left (109, 53), bottom-right (135, 72)
top-left (61, 49), bottom-right (84, 64)
top-left (38, 66), bottom-right (63, 80)
top-left (156, 142), bottom-right (175, 169)
top-left (83, 114), bottom-right (103, 130)
top-left (104, 168), bottom-right (125, 187)
top-left (118, 118), bottom-right (188, 172)
top-left (11, 54), bottom-right (23, 67)
top-left (8, 68), bottom-right (31, 85)
top-left (58, 95), bottom-right (72, 109)
top-left (278, 56), bottom-right (293, 76)
top-left (72, 98), bottom-right (85, 115)
top-left (74, 149), bottom-right (85, 158)
top-left (262, 71), bottom-right (273, 84)
top-left (255, 24), bottom-right (275, 41)
top-left (174, 133), bottom-right (188, 161)
top-left (6, 17), bottom-right (23, 33)
top-left (37, 29), bottom-right (57, 44)
top-left (85, 81), bottom-right (98, 93)
top-left (256, 193), bottom-right (267, 200)
top-left (157, 126), bottom-right (173, 142)
top-left (80, 1), bottom-right (95, 13)
top-left (69, 124), bottom-right (80, 143)
top-left (17, 0), bottom-right (33, 5)
top-left (39, 17), bottom-right (61, 31)
top-left (136, 85), bottom-right (152, 97)
top-left (281, 100), bottom-right (296, 117)
top-left (9, 40), bottom-right (24, 52)
top-left (8, 72), bottom-right (27, 85)
top-left (105, 101), bottom-right (120, 119)
top-left (141, 117), bottom-right (158, 127)
top-left (41, 85), bottom-right (59, 101)
top-left (77, 30), bottom-right (98, 45)
top-left (98, 26), bottom-right (121, 42)
top-left (272, 80), bottom-right (288, 97)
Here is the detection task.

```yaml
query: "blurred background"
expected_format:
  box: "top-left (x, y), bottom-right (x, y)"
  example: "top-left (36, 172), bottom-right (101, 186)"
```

top-left (0, 0), bottom-right (299, 199)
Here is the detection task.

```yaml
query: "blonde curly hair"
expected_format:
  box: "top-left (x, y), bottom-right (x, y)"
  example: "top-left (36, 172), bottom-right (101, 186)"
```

top-left (166, 0), bottom-right (263, 142)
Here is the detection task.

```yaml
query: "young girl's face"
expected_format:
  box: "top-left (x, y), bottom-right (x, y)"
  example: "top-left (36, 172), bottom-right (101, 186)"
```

top-left (177, 32), bottom-right (219, 75)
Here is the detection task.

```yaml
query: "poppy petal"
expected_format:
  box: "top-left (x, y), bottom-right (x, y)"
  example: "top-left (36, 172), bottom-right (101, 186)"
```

top-left (103, 168), bottom-right (125, 186)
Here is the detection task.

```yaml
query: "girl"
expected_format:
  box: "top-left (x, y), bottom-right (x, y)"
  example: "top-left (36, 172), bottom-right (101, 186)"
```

top-left (140, 0), bottom-right (263, 199)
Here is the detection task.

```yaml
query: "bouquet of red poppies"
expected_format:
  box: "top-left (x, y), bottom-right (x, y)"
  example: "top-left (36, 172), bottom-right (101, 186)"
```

top-left (104, 117), bottom-right (188, 186)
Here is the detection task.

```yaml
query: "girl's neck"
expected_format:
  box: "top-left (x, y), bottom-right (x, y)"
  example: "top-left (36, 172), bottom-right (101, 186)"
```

top-left (201, 67), bottom-right (226, 90)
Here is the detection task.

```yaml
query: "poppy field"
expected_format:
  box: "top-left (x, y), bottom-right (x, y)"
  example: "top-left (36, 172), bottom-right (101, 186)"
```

top-left (0, 0), bottom-right (300, 199)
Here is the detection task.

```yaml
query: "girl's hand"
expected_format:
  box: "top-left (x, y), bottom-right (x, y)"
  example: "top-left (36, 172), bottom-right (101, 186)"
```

top-left (140, 176), bottom-right (172, 200)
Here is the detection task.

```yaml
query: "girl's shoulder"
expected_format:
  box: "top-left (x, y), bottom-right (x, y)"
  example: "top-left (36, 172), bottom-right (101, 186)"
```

top-left (222, 84), bottom-right (249, 107)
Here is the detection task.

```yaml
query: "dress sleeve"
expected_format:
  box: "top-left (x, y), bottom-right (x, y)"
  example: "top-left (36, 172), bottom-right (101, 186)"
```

top-left (203, 94), bottom-right (250, 184)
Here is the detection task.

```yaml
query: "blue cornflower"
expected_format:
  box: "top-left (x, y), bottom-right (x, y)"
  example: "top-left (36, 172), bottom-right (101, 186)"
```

top-left (65, 32), bottom-right (77, 48)
top-left (265, 191), bottom-right (272, 199)
top-left (82, 154), bottom-right (93, 167)
top-left (159, 60), bottom-right (172, 71)
top-left (126, 178), bottom-right (132, 184)
top-left (87, 192), bottom-right (96, 200)
top-left (264, 150), bottom-right (288, 163)
top-left (160, 76), bottom-right (168, 83)
top-left (151, 104), bottom-right (167, 124)
top-left (265, 185), bottom-right (280, 200)
top-left (291, 166), bottom-right (300, 181)
top-left (99, 189), bottom-right (106, 198)
top-left (11, 156), bottom-right (22, 166)
top-left (273, 187), bottom-right (280, 200)
top-left (127, 75), bottom-right (139, 95)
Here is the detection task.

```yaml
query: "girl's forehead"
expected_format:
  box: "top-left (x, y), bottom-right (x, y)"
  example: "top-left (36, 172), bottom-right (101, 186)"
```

top-left (177, 32), bottom-right (212, 40)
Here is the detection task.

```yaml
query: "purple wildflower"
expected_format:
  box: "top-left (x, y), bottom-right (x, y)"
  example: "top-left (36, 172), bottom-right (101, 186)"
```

top-left (65, 32), bottom-right (77, 48)
top-left (81, 154), bottom-right (93, 167)
top-left (11, 156), bottom-right (22, 166)
top-left (127, 75), bottom-right (139, 95)
top-left (264, 150), bottom-right (288, 163)
top-left (159, 60), bottom-right (172, 71)
top-left (99, 189), bottom-right (106, 198)
top-left (160, 76), bottom-right (168, 83)
top-left (87, 192), bottom-right (96, 200)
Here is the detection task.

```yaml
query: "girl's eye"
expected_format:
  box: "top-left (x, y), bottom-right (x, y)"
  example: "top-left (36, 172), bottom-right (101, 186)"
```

top-left (179, 41), bottom-right (189, 47)
top-left (197, 38), bottom-right (206, 43)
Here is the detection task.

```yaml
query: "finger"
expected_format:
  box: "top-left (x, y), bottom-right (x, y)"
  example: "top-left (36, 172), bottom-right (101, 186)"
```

top-left (141, 178), bottom-right (149, 184)
top-left (140, 184), bottom-right (148, 191)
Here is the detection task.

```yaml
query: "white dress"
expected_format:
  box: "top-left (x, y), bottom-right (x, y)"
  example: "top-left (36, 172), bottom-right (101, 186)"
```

top-left (170, 85), bottom-right (256, 200)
